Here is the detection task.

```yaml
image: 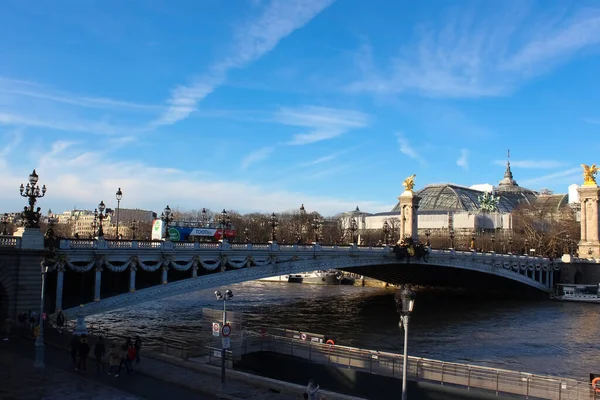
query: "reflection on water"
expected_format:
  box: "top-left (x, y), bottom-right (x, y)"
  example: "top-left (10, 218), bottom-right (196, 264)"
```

top-left (88, 281), bottom-right (600, 380)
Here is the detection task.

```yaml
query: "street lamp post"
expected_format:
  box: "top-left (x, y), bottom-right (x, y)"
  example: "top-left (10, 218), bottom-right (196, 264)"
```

top-left (269, 213), bottom-right (278, 242)
top-left (94, 201), bottom-right (107, 238)
top-left (161, 205), bottom-right (173, 240)
top-left (19, 169), bottom-right (46, 228)
top-left (34, 261), bottom-right (50, 368)
top-left (508, 235), bottom-right (513, 253)
top-left (449, 229), bottom-right (455, 250)
top-left (470, 230), bottom-right (476, 250)
top-left (130, 220), bottom-right (138, 240)
top-left (382, 221), bottom-right (390, 245)
top-left (243, 227), bottom-right (250, 243)
top-left (395, 286), bottom-right (416, 400)
top-left (115, 188), bottom-right (123, 239)
top-left (350, 218), bottom-right (358, 245)
top-left (424, 229), bottom-right (431, 247)
top-left (215, 289), bottom-right (233, 384)
top-left (219, 209), bottom-right (230, 242)
top-left (201, 208), bottom-right (207, 227)
top-left (299, 204), bottom-right (306, 242)
top-left (524, 238), bottom-right (529, 255)
top-left (312, 217), bottom-right (321, 243)
top-left (491, 233), bottom-right (496, 253)
top-left (1, 213), bottom-right (9, 235)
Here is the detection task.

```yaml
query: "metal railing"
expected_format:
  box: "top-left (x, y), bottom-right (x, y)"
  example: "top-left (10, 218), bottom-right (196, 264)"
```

top-left (0, 236), bottom-right (21, 247)
top-left (233, 333), bottom-right (594, 400)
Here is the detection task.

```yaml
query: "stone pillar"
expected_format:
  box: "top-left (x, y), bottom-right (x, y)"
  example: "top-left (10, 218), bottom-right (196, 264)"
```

top-left (192, 265), bottom-right (198, 278)
top-left (94, 266), bottom-right (102, 301)
top-left (55, 265), bottom-right (65, 312)
top-left (73, 305), bottom-right (88, 336)
top-left (578, 185), bottom-right (600, 257)
top-left (129, 265), bottom-right (136, 292)
top-left (161, 265), bottom-right (168, 284)
top-left (13, 227), bottom-right (45, 249)
top-left (398, 190), bottom-right (421, 244)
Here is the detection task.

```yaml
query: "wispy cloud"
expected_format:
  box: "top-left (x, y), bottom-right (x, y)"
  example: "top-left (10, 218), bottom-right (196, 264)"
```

top-left (0, 112), bottom-right (137, 135)
top-left (396, 133), bottom-right (421, 162)
top-left (519, 167), bottom-right (581, 187)
top-left (457, 149), bottom-right (468, 170)
top-left (155, 0), bottom-right (335, 126)
top-left (300, 154), bottom-right (338, 167)
top-left (492, 159), bottom-right (566, 169)
top-left (241, 146), bottom-right (275, 170)
top-left (584, 118), bottom-right (600, 125)
top-left (348, 7), bottom-right (600, 98)
top-left (276, 106), bottom-right (369, 145)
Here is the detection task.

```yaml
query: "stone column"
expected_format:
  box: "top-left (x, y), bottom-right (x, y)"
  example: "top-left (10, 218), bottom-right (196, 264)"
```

top-left (161, 265), bottom-right (168, 284)
top-left (397, 190), bottom-right (421, 244)
top-left (129, 264), bottom-right (136, 292)
top-left (94, 266), bottom-right (102, 301)
top-left (55, 265), bottom-right (65, 312)
top-left (192, 265), bottom-right (198, 278)
top-left (578, 185), bottom-right (600, 257)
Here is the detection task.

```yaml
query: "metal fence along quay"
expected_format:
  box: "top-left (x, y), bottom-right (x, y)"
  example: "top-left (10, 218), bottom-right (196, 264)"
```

top-left (216, 331), bottom-right (595, 400)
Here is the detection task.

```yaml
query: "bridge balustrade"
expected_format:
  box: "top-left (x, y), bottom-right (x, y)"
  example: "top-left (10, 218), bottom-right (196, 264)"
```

top-left (0, 236), bottom-right (20, 247)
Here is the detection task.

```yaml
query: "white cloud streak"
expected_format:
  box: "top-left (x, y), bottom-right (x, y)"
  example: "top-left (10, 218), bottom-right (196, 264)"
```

top-left (519, 167), bottom-right (581, 187)
top-left (457, 149), bottom-right (468, 170)
top-left (156, 0), bottom-right (335, 126)
top-left (276, 106), bottom-right (369, 145)
top-left (396, 133), bottom-right (420, 160)
top-left (241, 146), bottom-right (275, 170)
top-left (348, 7), bottom-right (600, 98)
top-left (492, 159), bottom-right (566, 169)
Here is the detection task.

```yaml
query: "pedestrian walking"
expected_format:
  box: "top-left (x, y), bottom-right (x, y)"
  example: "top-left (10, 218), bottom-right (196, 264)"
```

top-left (126, 343), bottom-right (136, 373)
top-left (306, 379), bottom-right (320, 400)
top-left (108, 344), bottom-right (120, 377)
top-left (134, 336), bottom-right (142, 364)
top-left (69, 335), bottom-right (80, 369)
top-left (118, 343), bottom-right (133, 374)
top-left (56, 310), bottom-right (65, 334)
top-left (94, 336), bottom-right (106, 373)
top-left (77, 335), bottom-right (90, 372)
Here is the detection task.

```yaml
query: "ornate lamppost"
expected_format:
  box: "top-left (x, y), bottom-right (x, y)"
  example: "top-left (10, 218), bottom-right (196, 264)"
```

top-left (491, 233), bottom-right (496, 253)
top-left (219, 209), bottom-right (230, 242)
top-left (90, 219), bottom-right (98, 239)
top-left (201, 208), bottom-right (207, 227)
top-left (508, 235), bottom-right (514, 253)
top-left (470, 230), bottom-right (476, 250)
top-left (1, 213), bottom-right (9, 235)
top-left (243, 227), bottom-right (250, 243)
top-left (425, 229), bottom-right (431, 247)
top-left (94, 201), bottom-right (108, 238)
top-left (19, 169), bottom-right (46, 228)
top-left (524, 238), bottom-right (529, 255)
top-left (312, 217), bottom-right (321, 243)
top-left (161, 205), bottom-right (173, 240)
top-left (395, 286), bottom-right (416, 400)
top-left (269, 212), bottom-right (278, 242)
top-left (214, 289), bottom-right (233, 384)
top-left (449, 229), bottom-right (455, 250)
top-left (382, 221), bottom-right (390, 245)
top-left (130, 220), bottom-right (138, 240)
top-left (350, 218), bottom-right (358, 245)
top-left (115, 188), bottom-right (123, 239)
top-left (299, 204), bottom-right (306, 242)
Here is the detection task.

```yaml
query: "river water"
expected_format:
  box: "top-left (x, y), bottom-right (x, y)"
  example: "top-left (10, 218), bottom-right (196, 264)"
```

top-left (88, 281), bottom-right (600, 380)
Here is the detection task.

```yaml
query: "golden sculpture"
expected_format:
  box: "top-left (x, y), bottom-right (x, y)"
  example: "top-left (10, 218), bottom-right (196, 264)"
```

top-left (581, 164), bottom-right (598, 186)
top-left (403, 174), bottom-right (416, 191)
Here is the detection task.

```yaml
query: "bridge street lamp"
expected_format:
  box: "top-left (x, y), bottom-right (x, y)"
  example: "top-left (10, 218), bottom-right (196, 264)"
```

top-left (94, 201), bottom-right (108, 238)
top-left (115, 188), bottom-right (123, 239)
top-left (382, 221), bottom-right (390, 245)
top-left (219, 209), bottom-right (231, 242)
top-left (161, 205), bottom-right (173, 240)
top-left (1, 213), bottom-right (9, 235)
top-left (299, 204), bottom-right (306, 242)
top-left (243, 227), bottom-right (250, 243)
top-left (34, 261), bottom-right (50, 368)
top-left (395, 286), bottom-right (416, 400)
top-left (201, 208), bottom-right (208, 227)
top-left (508, 235), bottom-right (513, 253)
top-left (19, 169), bottom-right (46, 228)
top-left (90, 219), bottom-right (98, 239)
top-left (130, 220), bottom-right (138, 240)
top-left (449, 229), bottom-right (455, 250)
top-left (524, 238), bottom-right (529, 256)
top-left (269, 212), bottom-right (278, 242)
top-left (350, 218), bottom-right (358, 245)
top-left (311, 217), bottom-right (321, 243)
top-left (470, 230), bottom-right (476, 251)
top-left (424, 229), bottom-right (431, 247)
top-left (491, 233), bottom-right (496, 253)
top-left (215, 289), bottom-right (233, 384)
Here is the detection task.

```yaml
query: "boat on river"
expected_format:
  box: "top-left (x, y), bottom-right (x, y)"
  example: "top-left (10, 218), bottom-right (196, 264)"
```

top-left (259, 270), bottom-right (355, 285)
top-left (552, 284), bottom-right (600, 303)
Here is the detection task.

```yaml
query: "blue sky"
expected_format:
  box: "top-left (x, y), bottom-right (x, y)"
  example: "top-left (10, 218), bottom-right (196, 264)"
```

top-left (1, 0), bottom-right (599, 216)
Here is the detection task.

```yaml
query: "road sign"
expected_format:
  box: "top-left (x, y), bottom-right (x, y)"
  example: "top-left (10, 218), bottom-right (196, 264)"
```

top-left (222, 323), bottom-right (231, 337)
top-left (212, 322), bottom-right (220, 337)
top-left (301, 333), bottom-right (307, 341)
top-left (222, 337), bottom-right (231, 349)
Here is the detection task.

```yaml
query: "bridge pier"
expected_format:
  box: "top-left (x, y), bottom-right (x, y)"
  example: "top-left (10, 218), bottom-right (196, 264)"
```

top-left (94, 266), bottom-right (102, 301)
top-left (55, 266), bottom-right (64, 312)
top-left (161, 265), bottom-right (168, 284)
top-left (578, 185), bottom-right (600, 257)
top-left (129, 265), bottom-right (136, 292)
top-left (398, 187), bottom-right (421, 243)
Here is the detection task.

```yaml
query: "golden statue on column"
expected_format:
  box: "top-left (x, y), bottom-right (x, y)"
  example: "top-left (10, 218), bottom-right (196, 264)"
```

top-left (581, 164), bottom-right (598, 186)
top-left (403, 174), bottom-right (416, 192)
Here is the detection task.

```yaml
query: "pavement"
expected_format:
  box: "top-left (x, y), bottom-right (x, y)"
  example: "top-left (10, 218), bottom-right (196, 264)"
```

top-left (1, 325), bottom-right (364, 400)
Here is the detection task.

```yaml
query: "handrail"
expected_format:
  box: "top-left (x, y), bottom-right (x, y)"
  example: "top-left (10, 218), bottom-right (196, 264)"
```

top-left (237, 333), bottom-right (593, 399)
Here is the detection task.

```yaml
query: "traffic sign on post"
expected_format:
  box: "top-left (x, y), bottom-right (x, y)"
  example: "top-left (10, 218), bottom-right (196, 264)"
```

top-left (222, 337), bottom-right (231, 349)
top-left (212, 322), bottom-right (220, 337)
top-left (222, 323), bottom-right (231, 337)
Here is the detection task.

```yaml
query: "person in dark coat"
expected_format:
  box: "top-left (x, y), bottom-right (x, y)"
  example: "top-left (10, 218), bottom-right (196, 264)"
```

top-left (134, 336), bottom-right (142, 364)
top-left (94, 336), bottom-right (106, 372)
top-left (77, 335), bottom-right (90, 372)
top-left (69, 335), bottom-right (80, 369)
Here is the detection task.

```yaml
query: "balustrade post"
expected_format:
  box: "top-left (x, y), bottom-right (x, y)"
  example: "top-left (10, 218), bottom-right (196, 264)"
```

top-left (129, 265), bottom-right (137, 292)
top-left (55, 265), bottom-right (65, 312)
top-left (161, 265), bottom-right (168, 284)
top-left (94, 266), bottom-right (102, 301)
top-left (192, 265), bottom-right (198, 278)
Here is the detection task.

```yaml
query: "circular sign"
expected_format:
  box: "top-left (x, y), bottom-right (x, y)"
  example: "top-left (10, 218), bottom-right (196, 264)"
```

top-left (212, 323), bottom-right (220, 333)
top-left (301, 333), bottom-right (307, 341)
top-left (222, 323), bottom-right (231, 337)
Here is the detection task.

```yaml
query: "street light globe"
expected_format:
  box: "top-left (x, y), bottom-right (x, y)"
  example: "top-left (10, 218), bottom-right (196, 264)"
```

top-left (116, 187), bottom-right (123, 201)
top-left (98, 201), bottom-right (106, 213)
top-left (29, 169), bottom-right (39, 185)
top-left (399, 286), bottom-right (416, 314)
top-left (225, 289), bottom-right (233, 298)
top-left (215, 290), bottom-right (222, 299)
top-left (164, 205), bottom-right (171, 218)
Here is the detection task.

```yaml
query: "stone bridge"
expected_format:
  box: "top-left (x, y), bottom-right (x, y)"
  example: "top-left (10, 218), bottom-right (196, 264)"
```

top-left (0, 230), bottom-right (581, 321)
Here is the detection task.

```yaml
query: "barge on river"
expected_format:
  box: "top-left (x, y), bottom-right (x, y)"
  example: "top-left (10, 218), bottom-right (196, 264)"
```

top-left (260, 270), bottom-right (355, 285)
top-left (552, 283), bottom-right (600, 303)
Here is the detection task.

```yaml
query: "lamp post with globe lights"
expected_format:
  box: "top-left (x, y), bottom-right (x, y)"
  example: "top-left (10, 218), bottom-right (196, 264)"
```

top-left (395, 286), bottom-right (416, 400)
top-left (449, 229), bottom-right (455, 250)
top-left (382, 221), bottom-right (390, 245)
top-left (115, 188), bottom-right (123, 239)
top-left (94, 201), bottom-right (108, 238)
top-left (19, 169), bottom-right (46, 228)
top-left (219, 209), bottom-right (230, 242)
top-left (243, 227), bottom-right (250, 243)
top-left (311, 217), bottom-right (322, 243)
top-left (215, 289), bottom-right (233, 384)
top-left (269, 213), bottom-right (278, 242)
top-left (161, 205), bottom-right (173, 240)
top-left (1, 213), bottom-right (9, 235)
top-left (349, 218), bottom-right (358, 245)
